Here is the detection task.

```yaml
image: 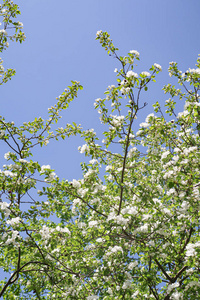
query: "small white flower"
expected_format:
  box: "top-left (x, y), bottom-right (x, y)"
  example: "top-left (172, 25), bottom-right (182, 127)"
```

top-left (44, 139), bottom-right (49, 146)
top-left (19, 159), bottom-right (28, 163)
top-left (126, 70), bottom-right (138, 78)
top-left (139, 122), bottom-right (149, 128)
top-left (47, 172), bottom-right (56, 181)
top-left (110, 245), bottom-right (123, 253)
top-left (161, 150), bottom-right (170, 160)
top-left (88, 220), bottom-right (98, 228)
top-left (96, 238), bottom-right (103, 243)
top-left (105, 165), bottom-right (112, 171)
top-left (127, 147), bottom-right (137, 158)
top-left (188, 68), bottom-right (200, 75)
top-left (71, 179), bottom-right (81, 188)
top-left (129, 50), bottom-right (140, 57)
top-left (40, 165), bottom-right (51, 173)
top-left (128, 261), bottom-right (138, 269)
top-left (0, 29), bottom-right (7, 35)
top-left (0, 202), bottom-right (10, 210)
top-left (0, 202), bottom-right (10, 217)
top-left (5, 230), bottom-right (20, 246)
top-left (78, 187), bottom-right (88, 197)
top-left (89, 159), bottom-right (97, 164)
top-left (4, 152), bottom-right (11, 160)
top-left (87, 296), bottom-right (99, 300)
top-left (96, 30), bottom-right (102, 37)
top-left (132, 291), bottom-right (139, 297)
top-left (78, 144), bottom-right (89, 153)
top-left (154, 63), bottom-right (162, 71)
top-left (145, 113), bottom-right (154, 123)
top-left (177, 110), bottom-right (189, 119)
top-left (0, 130), bottom-right (5, 138)
top-left (114, 68), bottom-right (118, 73)
top-left (122, 279), bottom-right (132, 289)
top-left (6, 217), bottom-right (21, 226)
top-left (167, 282), bottom-right (179, 293)
top-left (18, 21), bottom-right (23, 27)
top-left (141, 71), bottom-right (150, 77)
top-left (185, 243), bottom-right (197, 257)
top-left (4, 170), bottom-right (16, 177)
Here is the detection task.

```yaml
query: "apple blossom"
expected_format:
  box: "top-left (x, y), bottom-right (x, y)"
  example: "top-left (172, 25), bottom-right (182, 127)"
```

top-left (0, 4), bottom-right (199, 299)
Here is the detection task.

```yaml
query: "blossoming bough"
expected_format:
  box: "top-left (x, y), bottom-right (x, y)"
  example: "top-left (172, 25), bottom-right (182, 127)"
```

top-left (0, 2), bottom-right (200, 300)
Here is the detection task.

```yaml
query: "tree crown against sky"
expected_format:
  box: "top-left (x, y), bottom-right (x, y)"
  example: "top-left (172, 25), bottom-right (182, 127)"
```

top-left (0, 1), bottom-right (200, 299)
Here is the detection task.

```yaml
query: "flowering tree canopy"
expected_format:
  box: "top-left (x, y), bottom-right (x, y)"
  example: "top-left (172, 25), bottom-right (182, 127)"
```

top-left (0, 2), bottom-right (200, 299)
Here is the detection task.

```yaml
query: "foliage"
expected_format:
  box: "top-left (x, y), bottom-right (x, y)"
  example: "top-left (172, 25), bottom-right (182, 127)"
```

top-left (0, 2), bottom-right (200, 299)
top-left (0, 0), bottom-right (25, 85)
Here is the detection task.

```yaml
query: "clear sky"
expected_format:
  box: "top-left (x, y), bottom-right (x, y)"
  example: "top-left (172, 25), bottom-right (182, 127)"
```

top-left (1, 0), bottom-right (200, 180)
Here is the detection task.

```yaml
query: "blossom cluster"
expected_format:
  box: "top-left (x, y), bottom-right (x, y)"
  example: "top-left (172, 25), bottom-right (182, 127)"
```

top-left (0, 26), bottom-right (200, 299)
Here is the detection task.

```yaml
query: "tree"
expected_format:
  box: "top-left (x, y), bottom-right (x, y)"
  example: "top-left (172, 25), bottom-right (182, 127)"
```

top-left (0, 2), bottom-right (200, 299)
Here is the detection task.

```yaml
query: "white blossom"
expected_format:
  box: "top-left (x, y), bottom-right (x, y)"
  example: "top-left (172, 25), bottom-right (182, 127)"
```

top-left (121, 206), bottom-right (138, 215)
top-left (18, 21), bottom-right (23, 27)
top-left (40, 165), bottom-right (51, 173)
top-left (177, 110), bottom-right (189, 119)
top-left (6, 217), bottom-right (21, 226)
top-left (55, 226), bottom-right (71, 235)
top-left (4, 152), bottom-right (11, 160)
top-left (19, 159), bottom-right (28, 163)
top-left (132, 291), bottom-right (139, 297)
top-left (141, 71), bottom-right (150, 77)
top-left (0, 202), bottom-right (10, 210)
top-left (126, 70), bottom-right (138, 78)
top-left (185, 242), bottom-right (200, 258)
top-left (77, 188), bottom-right (88, 197)
top-left (87, 296), bottom-right (99, 300)
top-left (128, 147), bottom-right (137, 158)
top-left (0, 29), bottom-right (7, 35)
top-left (188, 68), bottom-right (200, 75)
top-left (145, 113), bottom-right (154, 123)
top-left (0, 202), bottom-right (10, 217)
top-left (0, 130), bottom-right (5, 138)
top-left (46, 172), bottom-right (57, 181)
top-left (39, 225), bottom-right (53, 241)
top-left (88, 220), bottom-right (98, 228)
top-left (5, 230), bottom-right (20, 246)
top-left (128, 261), bottom-right (138, 269)
top-left (71, 179), bottom-right (81, 188)
top-left (78, 144), bottom-right (89, 153)
top-left (96, 30), bottom-right (102, 37)
top-left (129, 50), bottom-right (140, 57)
top-left (154, 63), bottom-right (162, 71)
top-left (89, 159), bottom-right (97, 164)
top-left (4, 170), bottom-right (16, 177)
top-left (167, 282), bottom-right (179, 293)
top-left (122, 279), bottom-right (132, 289)
top-left (171, 291), bottom-right (183, 300)
top-left (107, 245), bottom-right (123, 256)
top-left (161, 150), bottom-right (170, 160)
top-left (139, 122), bottom-right (149, 128)
top-left (96, 238), bottom-right (104, 243)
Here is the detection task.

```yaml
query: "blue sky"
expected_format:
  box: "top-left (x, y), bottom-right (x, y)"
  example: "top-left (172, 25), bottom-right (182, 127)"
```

top-left (1, 0), bottom-right (200, 180)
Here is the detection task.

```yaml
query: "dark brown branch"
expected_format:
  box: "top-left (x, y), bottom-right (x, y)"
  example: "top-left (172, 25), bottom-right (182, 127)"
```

top-left (117, 102), bottom-right (136, 215)
top-left (179, 227), bottom-right (193, 255)
top-left (0, 261), bottom-right (49, 297)
top-left (154, 259), bottom-right (172, 282)
top-left (10, 247), bottom-right (21, 284)
top-left (149, 285), bottom-right (159, 300)
top-left (66, 189), bottom-right (107, 218)
top-left (173, 265), bottom-right (187, 282)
